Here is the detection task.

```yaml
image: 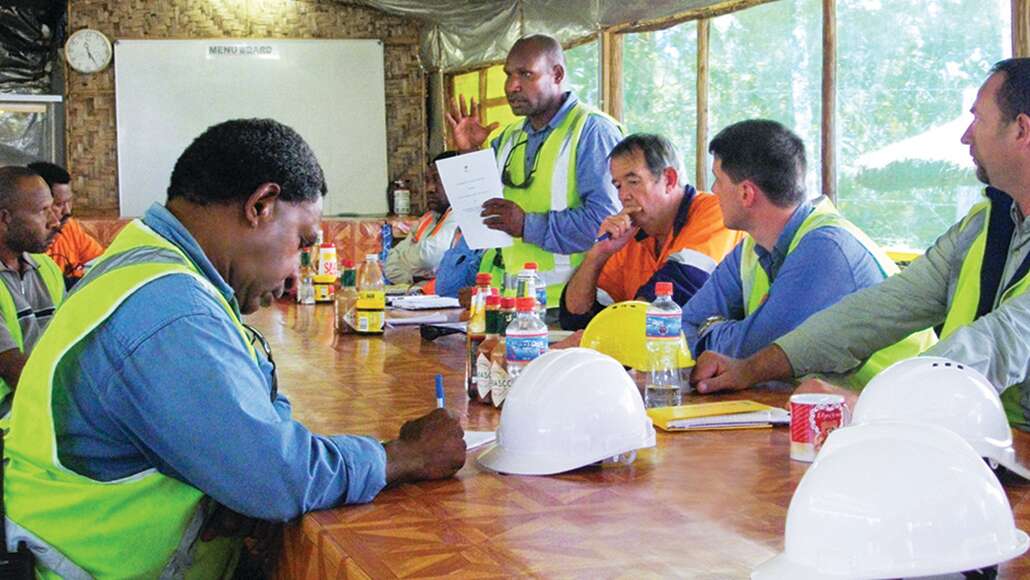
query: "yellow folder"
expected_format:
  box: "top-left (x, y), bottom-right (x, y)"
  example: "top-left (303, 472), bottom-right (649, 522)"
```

top-left (647, 400), bottom-right (789, 432)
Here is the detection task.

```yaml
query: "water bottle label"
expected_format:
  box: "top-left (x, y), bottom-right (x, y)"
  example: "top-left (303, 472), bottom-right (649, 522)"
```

top-left (356, 291), bottom-right (385, 309)
top-left (646, 311), bottom-right (681, 339)
top-left (506, 332), bottom-right (548, 362)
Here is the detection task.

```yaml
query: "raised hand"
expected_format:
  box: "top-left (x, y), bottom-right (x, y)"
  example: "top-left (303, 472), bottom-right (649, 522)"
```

top-left (592, 206), bottom-right (642, 257)
top-left (445, 95), bottom-right (499, 152)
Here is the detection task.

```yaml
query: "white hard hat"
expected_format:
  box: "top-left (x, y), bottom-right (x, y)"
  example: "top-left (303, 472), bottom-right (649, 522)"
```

top-left (752, 421), bottom-right (1029, 579)
top-left (852, 356), bottom-right (1030, 479)
top-left (476, 348), bottom-right (656, 475)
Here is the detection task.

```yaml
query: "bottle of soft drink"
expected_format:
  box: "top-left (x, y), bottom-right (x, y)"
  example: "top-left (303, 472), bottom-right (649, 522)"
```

top-left (516, 262), bottom-right (547, 316)
top-left (505, 297), bottom-right (548, 389)
top-left (297, 249), bottom-right (316, 305)
top-left (335, 259), bottom-right (358, 334)
top-left (475, 293), bottom-right (501, 402)
top-left (490, 296), bottom-right (517, 406)
top-left (354, 254), bottom-right (385, 334)
top-left (645, 281), bottom-right (683, 408)
top-left (465, 273), bottom-right (493, 400)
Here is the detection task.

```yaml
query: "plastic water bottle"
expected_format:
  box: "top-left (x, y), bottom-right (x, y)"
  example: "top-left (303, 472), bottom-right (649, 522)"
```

top-left (516, 262), bottom-right (547, 316)
top-left (355, 254), bottom-right (385, 334)
top-left (645, 282), bottom-right (682, 408)
top-left (297, 249), bottom-right (316, 305)
top-left (505, 297), bottom-right (548, 389)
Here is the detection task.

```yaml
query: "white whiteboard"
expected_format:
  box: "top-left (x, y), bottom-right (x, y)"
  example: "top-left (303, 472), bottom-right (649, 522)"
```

top-left (114, 39), bottom-right (388, 217)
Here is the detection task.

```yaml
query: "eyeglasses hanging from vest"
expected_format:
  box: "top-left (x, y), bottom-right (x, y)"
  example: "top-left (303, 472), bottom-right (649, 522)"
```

top-left (500, 137), bottom-right (541, 189)
top-left (243, 324), bottom-right (278, 403)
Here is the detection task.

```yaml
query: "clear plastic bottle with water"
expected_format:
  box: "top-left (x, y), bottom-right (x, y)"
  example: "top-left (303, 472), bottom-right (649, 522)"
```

top-left (516, 262), bottom-right (547, 316)
top-left (645, 282), bottom-right (683, 408)
top-left (505, 297), bottom-right (548, 386)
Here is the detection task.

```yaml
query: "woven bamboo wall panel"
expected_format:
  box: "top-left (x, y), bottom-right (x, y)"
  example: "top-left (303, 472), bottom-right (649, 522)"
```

top-left (67, 0), bottom-right (426, 216)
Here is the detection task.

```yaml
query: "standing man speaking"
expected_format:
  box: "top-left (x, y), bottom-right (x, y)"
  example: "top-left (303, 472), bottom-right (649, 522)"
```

top-left (447, 34), bottom-right (623, 310)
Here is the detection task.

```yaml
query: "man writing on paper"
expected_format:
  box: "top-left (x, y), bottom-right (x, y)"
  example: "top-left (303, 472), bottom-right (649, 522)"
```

top-left (681, 120), bottom-right (935, 388)
top-left (690, 60), bottom-right (1030, 428)
top-left (446, 34), bottom-right (623, 312)
top-left (386, 151), bottom-right (460, 290)
top-left (4, 119), bottom-right (467, 578)
top-left (559, 133), bottom-right (742, 330)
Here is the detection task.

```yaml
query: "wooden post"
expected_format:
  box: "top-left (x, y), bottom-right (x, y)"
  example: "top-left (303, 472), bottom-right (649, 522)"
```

top-left (601, 30), bottom-right (623, 121)
top-left (1015, 0), bottom-right (1030, 57)
top-left (478, 68), bottom-right (489, 122)
top-left (821, 0), bottom-right (837, 202)
top-left (696, 19), bottom-right (710, 191)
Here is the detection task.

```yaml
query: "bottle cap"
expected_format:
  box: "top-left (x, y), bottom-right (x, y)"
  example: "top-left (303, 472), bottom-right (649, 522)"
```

top-left (655, 282), bottom-right (673, 296)
top-left (342, 259), bottom-right (355, 268)
top-left (516, 297), bottom-right (536, 312)
top-left (522, 262), bottom-right (538, 270)
top-left (501, 296), bottom-right (516, 309)
top-left (491, 287), bottom-right (500, 296)
top-left (475, 273), bottom-right (493, 285)
top-left (486, 294), bottom-right (501, 307)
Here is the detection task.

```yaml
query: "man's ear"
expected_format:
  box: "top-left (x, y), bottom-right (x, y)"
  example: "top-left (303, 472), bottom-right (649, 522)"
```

top-left (1015, 112), bottom-right (1030, 147)
top-left (662, 166), bottom-right (679, 193)
top-left (739, 180), bottom-right (759, 209)
top-left (243, 183), bottom-right (282, 227)
top-left (553, 63), bottom-right (565, 86)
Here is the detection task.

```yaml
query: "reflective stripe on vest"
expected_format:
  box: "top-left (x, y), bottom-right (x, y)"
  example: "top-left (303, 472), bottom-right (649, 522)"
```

top-left (940, 198), bottom-right (1030, 425)
top-left (483, 101), bottom-right (624, 306)
top-left (5, 220), bottom-right (245, 579)
top-left (0, 253), bottom-right (64, 401)
top-left (739, 197), bottom-right (937, 388)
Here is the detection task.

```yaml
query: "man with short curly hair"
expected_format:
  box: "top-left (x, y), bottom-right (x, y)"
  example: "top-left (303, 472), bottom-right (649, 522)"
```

top-left (5, 119), bottom-right (467, 578)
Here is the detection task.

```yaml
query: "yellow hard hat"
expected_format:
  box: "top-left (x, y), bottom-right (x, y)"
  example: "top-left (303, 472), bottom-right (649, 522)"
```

top-left (580, 301), bottom-right (694, 371)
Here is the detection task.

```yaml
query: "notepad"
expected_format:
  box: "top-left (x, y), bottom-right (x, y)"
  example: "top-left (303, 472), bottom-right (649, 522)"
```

top-left (391, 295), bottom-right (462, 310)
top-left (647, 400), bottom-right (790, 432)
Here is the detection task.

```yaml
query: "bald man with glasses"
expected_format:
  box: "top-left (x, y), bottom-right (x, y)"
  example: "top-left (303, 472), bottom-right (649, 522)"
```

top-left (447, 34), bottom-right (623, 311)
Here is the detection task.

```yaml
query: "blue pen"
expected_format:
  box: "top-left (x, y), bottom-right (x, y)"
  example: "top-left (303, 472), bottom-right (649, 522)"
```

top-left (594, 232), bottom-right (612, 243)
top-left (435, 374), bottom-right (445, 409)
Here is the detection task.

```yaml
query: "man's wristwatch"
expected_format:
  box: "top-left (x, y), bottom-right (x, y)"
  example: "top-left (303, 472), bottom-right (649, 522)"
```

top-left (697, 315), bottom-right (727, 338)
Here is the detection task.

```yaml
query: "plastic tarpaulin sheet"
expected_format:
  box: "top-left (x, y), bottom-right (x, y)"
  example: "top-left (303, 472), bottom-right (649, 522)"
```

top-left (349, 0), bottom-right (731, 71)
top-left (0, 6), bottom-right (52, 93)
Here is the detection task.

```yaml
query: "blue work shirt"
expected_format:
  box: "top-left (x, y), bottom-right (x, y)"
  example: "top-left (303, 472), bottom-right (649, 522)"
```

top-left (52, 203), bottom-right (387, 521)
top-left (434, 235), bottom-right (483, 298)
top-left (682, 201), bottom-right (887, 359)
top-left (491, 91), bottom-right (622, 254)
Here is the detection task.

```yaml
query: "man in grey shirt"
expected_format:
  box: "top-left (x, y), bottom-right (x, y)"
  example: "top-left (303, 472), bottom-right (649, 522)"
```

top-left (0, 166), bottom-right (63, 412)
top-left (689, 58), bottom-right (1030, 429)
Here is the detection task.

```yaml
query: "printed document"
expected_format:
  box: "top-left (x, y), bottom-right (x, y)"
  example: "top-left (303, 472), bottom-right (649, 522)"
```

top-left (436, 150), bottom-right (513, 250)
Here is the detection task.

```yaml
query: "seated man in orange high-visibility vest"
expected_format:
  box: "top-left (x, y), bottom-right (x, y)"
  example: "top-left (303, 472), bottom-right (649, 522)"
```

top-left (559, 133), bottom-right (742, 330)
top-left (28, 161), bottom-right (106, 284)
top-left (385, 152), bottom-right (459, 290)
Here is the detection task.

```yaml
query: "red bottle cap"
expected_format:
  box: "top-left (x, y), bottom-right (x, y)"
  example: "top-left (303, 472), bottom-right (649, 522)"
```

top-left (485, 294), bottom-right (501, 307)
top-left (522, 262), bottom-right (538, 270)
top-left (656, 282), bottom-right (673, 296)
top-left (515, 297), bottom-right (536, 312)
top-left (501, 296), bottom-right (516, 309)
top-left (475, 273), bottom-right (493, 285)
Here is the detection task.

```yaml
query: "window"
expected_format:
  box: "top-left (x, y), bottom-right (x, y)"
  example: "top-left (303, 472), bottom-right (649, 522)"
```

top-left (837, 0), bottom-right (1012, 251)
top-left (565, 41), bottom-right (600, 107)
top-left (622, 25), bottom-right (699, 181)
top-left (709, 0), bottom-right (823, 195)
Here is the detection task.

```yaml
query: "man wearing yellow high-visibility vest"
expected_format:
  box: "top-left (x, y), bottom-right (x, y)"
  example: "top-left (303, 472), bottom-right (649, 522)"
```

top-left (446, 34), bottom-right (623, 312)
top-left (0, 166), bottom-right (63, 417)
top-left (692, 58), bottom-right (1030, 429)
top-left (3, 119), bottom-right (466, 578)
top-left (680, 120), bottom-right (936, 390)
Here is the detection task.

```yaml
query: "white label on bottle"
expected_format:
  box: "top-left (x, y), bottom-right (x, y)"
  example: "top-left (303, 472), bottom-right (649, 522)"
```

top-left (506, 332), bottom-right (548, 363)
top-left (646, 311), bottom-right (681, 339)
top-left (476, 353), bottom-right (493, 399)
top-left (490, 362), bottom-right (511, 407)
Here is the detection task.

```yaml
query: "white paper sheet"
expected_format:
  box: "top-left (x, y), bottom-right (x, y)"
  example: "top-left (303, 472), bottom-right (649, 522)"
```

top-left (463, 430), bottom-right (496, 451)
top-left (436, 150), bottom-right (513, 250)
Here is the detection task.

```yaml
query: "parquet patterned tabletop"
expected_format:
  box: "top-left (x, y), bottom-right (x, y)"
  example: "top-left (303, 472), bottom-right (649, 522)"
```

top-left (248, 302), bottom-right (1030, 579)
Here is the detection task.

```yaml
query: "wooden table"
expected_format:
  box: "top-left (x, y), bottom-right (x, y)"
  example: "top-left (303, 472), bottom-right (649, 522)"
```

top-left (249, 302), bottom-right (1030, 579)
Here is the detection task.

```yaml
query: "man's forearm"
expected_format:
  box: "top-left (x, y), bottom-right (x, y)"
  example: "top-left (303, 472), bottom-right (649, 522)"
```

top-left (743, 344), bottom-right (795, 386)
top-left (563, 250), bottom-right (610, 314)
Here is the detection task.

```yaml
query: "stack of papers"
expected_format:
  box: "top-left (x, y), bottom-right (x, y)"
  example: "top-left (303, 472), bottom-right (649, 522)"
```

top-left (391, 295), bottom-right (462, 310)
top-left (647, 400), bottom-right (790, 432)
